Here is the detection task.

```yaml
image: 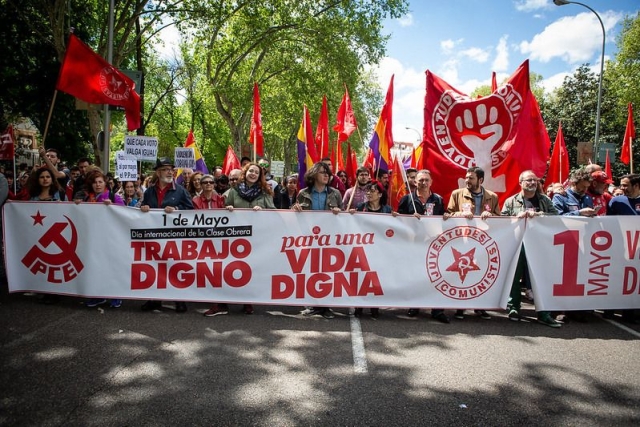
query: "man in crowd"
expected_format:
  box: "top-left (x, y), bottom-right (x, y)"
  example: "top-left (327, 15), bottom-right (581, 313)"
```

top-left (606, 173), bottom-right (640, 324)
top-left (139, 157), bottom-right (194, 313)
top-left (377, 169), bottom-right (389, 192)
top-left (405, 167), bottom-right (417, 193)
top-left (293, 161), bottom-right (342, 319)
top-left (397, 169), bottom-right (449, 324)
top-left (321, 157), bottom-right (346, 196)
top-left (223, 168), bottom-right (241, 198)
top-left (552, 167), bottom-right (597, 217)
top-left (444, 166), bottom-right (500, 320)
top-left (72, 157), bottom-right (93, 200)
top-left (342, 167), bottom-right (370, 210)
top-left (501, 170), bottom-right (561, 328)
top-left (587, 170), bottom-right (613, 216)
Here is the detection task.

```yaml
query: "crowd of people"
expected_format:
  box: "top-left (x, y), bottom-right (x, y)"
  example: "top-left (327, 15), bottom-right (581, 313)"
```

top-left (1, 147), bottom-right (638, 327)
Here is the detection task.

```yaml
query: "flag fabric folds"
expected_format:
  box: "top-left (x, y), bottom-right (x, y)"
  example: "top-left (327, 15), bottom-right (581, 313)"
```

top-left (56, 34), bottom-right (140, 131)
top-left (546, 122), bottom-right (569, 185)
top-left (621, 103), bottom-right (635, 165)
top-left (418, 60), bottom-right (550, 205)
top-left (368, 75), bottom-right (395, 172)
top-left (333, 87), bottom-right (357, 143)
top-left (249, 82), bottom-right (264, 157)
top-left (390, 154), bottom-right (408, 211)
top-left (315, 95), bottom-right (330, 159)
top-left (297, 106), bottom-right (318, 187)
top-left (184, 129), bottom-right (209, 174)
top-left (0, 125), bottom-right (15, 161)
top-left (604, 149), bottom-right (612, 180)
top-left (346, 142), bottom-right (357, 189)
top-left (222, 145), bottom-right (241, 175)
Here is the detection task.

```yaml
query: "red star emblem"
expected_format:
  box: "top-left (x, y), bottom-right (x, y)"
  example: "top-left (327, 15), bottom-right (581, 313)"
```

top-left (31, 210), bottom-right (46, 226)
top-left (446, 247), bottom-right (480, 283)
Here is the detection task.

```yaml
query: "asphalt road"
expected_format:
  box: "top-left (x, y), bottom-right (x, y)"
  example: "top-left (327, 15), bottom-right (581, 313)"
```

top-left (1, 292), bottom-right (639, 427)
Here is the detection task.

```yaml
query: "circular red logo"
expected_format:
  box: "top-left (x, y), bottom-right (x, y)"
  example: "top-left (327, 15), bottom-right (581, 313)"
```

top-left (385, 229), bottom-right (394, 237)
top-left (425, 226), bottom-right (500, 300)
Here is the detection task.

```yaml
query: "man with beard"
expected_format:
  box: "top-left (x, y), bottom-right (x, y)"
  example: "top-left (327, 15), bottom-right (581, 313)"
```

top-left (501, 170), bottom-right (561, 328)
top-left (342, 167), bottom-right (371, 210)
top-left (552, 167), bottom-right (597, 217)
top-left (139, 157), bottom-right (194, 313)
top-left (444, 166), bottom-right (499, 320)
top-left (587, 170), bottom-right (613, 216)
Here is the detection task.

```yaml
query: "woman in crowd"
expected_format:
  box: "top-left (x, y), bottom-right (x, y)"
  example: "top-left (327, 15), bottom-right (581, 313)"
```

top-left (274, 174), bottom-right (298, 209)
top-left (26, 167), bottom-right (62, 304)
top-left (192, 174), bottom-right (225, 209)
top-left (79, 169), bottom-right (125, 308)
top-left (348, 180), bottom-right (396, 319)
top-left (121, 180), bottom-right (142, 207)
top-left (28, 167), bottom-right (61, 201)
top-left (204, 163), bottom-right (275, 317)
top-left (187, 171), bottom-right (203, 197)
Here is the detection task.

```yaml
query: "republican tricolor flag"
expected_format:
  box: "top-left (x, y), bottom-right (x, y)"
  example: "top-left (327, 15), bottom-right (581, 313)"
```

top-left (368, 75), bottom-right (394, 173)
top-left (297, 105), bottom-right (319, 187)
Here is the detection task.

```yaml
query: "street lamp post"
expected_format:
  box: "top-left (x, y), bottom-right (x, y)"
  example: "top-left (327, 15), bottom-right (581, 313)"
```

top-left (405, 126), bottom-right (422, 145)
top-left (553, 0), bottom-right (606, 160)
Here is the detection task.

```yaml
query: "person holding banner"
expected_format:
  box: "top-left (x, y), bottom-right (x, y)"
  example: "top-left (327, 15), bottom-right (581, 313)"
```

top-left (139, 157), bottom-right (194, 313)
top-left (77, 169), bottom-right (126, 308)
top-left (293, 161), bottom-right (343, 319)
top-left (605, 173), bottom-right (640, 324)
top-left (397, 169), bottom-right (450, 324)
top-left (349, 180), bottom-right (397, 319)
top-left (216, 162), bottom-right (275, 315)
top-left (501, 170), bottom-right (561, 328)
top-left (192, 174), bottom-right (225, 210)
top-left (444, 166), bottom-right (499, 320)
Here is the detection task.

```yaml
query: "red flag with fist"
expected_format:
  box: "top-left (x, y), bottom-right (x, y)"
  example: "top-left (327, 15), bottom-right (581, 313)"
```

top-left (418, 60), bottom-right (550, 204)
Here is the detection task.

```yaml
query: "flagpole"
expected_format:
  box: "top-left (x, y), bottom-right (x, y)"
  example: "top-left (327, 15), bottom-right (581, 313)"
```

top-left (102, 0), bottom-right (115, 173)
top-left (40, 90), bottom-right (59, 147)
top-left (631, 136), bottom-right (634, 174)
top-left (396, 152), bottom-right (417, 214)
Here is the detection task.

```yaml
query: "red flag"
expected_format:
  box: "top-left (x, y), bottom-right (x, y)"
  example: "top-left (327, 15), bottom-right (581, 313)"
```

top-left (333, 87), bottom-right (357, 143)
top-left (222, 145), bottom-right (241, 175)
top-left (0, 125), bottom-right (15, 160)
top-left (346, 142), bottom-right (357, 187)
top-left (249, 82), bottom-right (264, 157)
top-left (546, 122), bottom-right (569, 184)
top-left (390, 155), bottom-right (408, 211)
top-left (491, 71), bottom-right (497, 92)
top-left (315, 95), bottom-right (330, 159)
top-left (420, 60), bottom-right (549, 205)
top-left (621, 103), bottom-right (635, 165)
top-left (56, 34), bottom-right (140, 131)
top-left (336, 138), bottom-right (344, 171)
top-left (604, 149), bottom-right (612, 179)
top-left (303, 105), bottom-right (318, 164)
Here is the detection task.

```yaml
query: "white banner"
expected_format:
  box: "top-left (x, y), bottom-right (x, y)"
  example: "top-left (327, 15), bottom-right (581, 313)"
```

top-left (124, 135), bottom-right (158, 162)
top-left (115, 151), bottom-right (138, 181)
top-left (174, 147), bottom-right (195, 169)
top-left (3, 202), bottom-right (524, 309)
top-left (524, 216), bottom-right (640, 310)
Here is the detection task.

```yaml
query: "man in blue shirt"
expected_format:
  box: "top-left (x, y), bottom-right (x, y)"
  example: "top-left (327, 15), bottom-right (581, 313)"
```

top-left (552, 167), bottom-right (597, 217)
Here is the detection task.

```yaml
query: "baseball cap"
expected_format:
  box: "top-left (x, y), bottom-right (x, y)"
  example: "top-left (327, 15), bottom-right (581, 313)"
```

top-left (591, 171), bottom-right (613, 184)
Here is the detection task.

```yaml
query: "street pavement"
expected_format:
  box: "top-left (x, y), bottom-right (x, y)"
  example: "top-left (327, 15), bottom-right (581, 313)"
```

top-left (1, 291), bottom-right (639, 427)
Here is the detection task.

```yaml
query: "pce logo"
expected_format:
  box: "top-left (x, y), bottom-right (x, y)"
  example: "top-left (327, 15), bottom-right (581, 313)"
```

top-left (21, 211), bottom-right (84, 283)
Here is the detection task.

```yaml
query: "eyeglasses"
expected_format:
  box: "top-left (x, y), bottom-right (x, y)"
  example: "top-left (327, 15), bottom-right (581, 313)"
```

top-left (201, 180), bottom-right (214, 185)
top-left (521, 178), bottom-right (538, 183)
top-left (229, 178), bottom-right (238, 182)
